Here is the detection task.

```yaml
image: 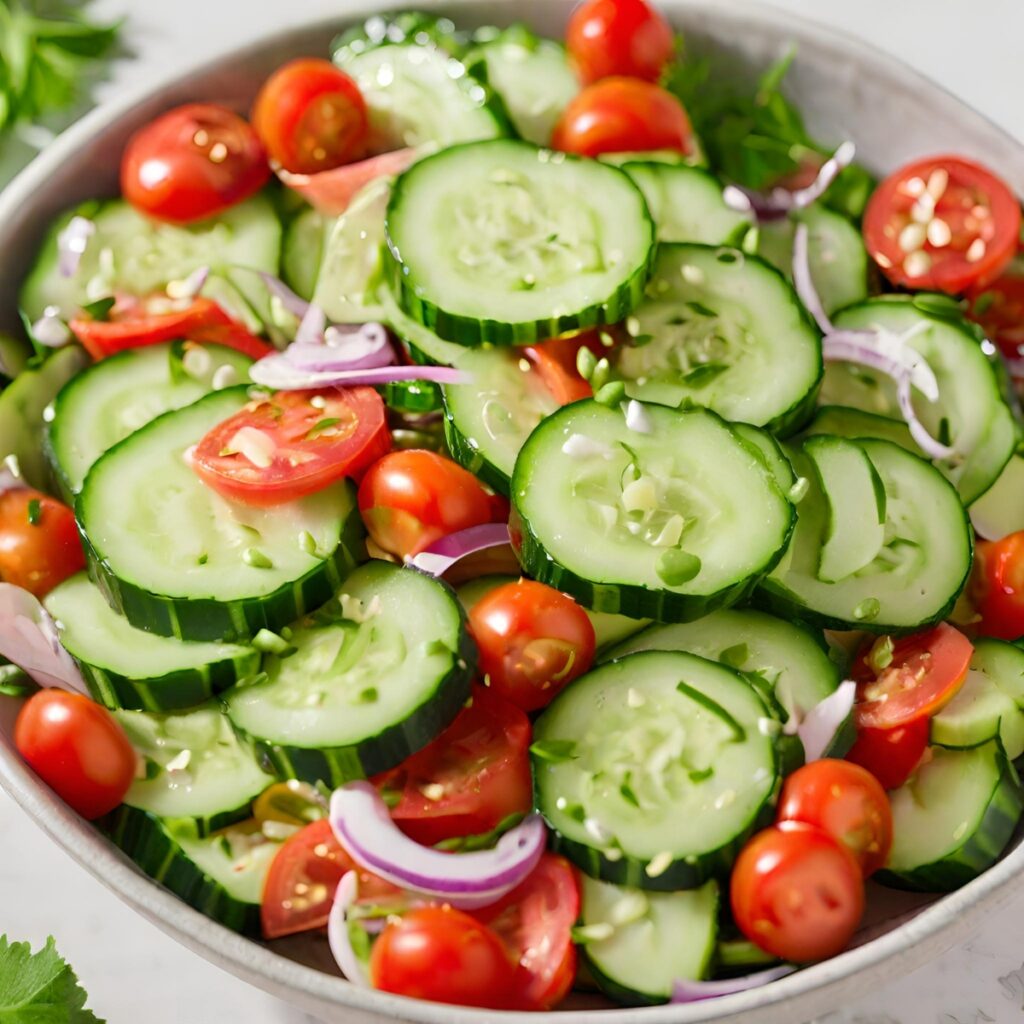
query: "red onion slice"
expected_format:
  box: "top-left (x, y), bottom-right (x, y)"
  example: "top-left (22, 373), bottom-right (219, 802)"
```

top-left (0, 467), bottom-right (26, 496)
top-left (255, 272), bottom-right (312, 320)
top-left (797, 680), bottom-right (856, 762)
top-left (286, 323), bottom-right (394, 373)
top-left (329, 782), bottom-right (546, 910)
top-left (0, 584), bottom-right (88, 695)
top-left (249, 355), bottom-right (465, 391)
top-left (409, 523), bottom-right (512, 576)
top-left (671, 965), bottom-right (796, 1003)
top-left (295, 304), bottom-right (328, 347)
top-left (57, 215), bottom-right (96, 278)
top-left (897, 373), bottom-right (956, 461)
top-left (327, 873), bottom-right (370, 987)
top-left (792, 222), bottom-right (834, 334)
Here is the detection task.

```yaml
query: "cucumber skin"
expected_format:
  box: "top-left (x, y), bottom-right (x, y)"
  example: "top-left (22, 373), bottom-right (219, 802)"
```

top-left (443, 409), bottom-right (514, 495)
top-left (581, 952), bottom-right (668, 1007)
top-left (105, 807), bottom-right (261, 935)
top-left (380, 378), bottom-right (443, 415)
top-left (109, 793), bottom-right (257, 843)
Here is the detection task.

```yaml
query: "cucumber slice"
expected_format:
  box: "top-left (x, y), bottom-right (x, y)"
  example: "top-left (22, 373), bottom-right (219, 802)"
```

top-left (610, 244), bottom-right (822, 435)
top-left (512, 400), bottom-right (794, 621)
top-left (381, 377), bottom-right (443, 415)
top-left (878, 741), bottom-right (1023, 892)
top-left (226, 561), bottom-right (474, 785)
top-left (759, 438), bottom-right (972, 632)
top-left (580, 877), bottom-right (718, 1006)
top-left (533, 651), bottom-right (780, 890)
top-left (283, 208), bottom-right (332, 302)
top-left (45, 574), bottom-right (259, 712)
top-left (970, 454), bottom-right (1024, 542)
top-left (46, 342), bottom-right (254, 496)
top-left (804, 436), bottom-right (886, 584)
top-left (377, 282), bottom-right (467, 367)
top-left (386, 139), bottom-right (655, 346)
top-left (115, 703), bottom-right (271, 834)
top-left (802, 405), bottom-right (915, 451)
top-left (0, 333), bottom-right (30, 383)
top-left (757, 204), bottom-right (868, 315)
top-left (621, 163), bottom-right (751, 246)
top-left (77, 387), bottom-right (365, 642)
top-left (732, 423), bottom-right (796, 492)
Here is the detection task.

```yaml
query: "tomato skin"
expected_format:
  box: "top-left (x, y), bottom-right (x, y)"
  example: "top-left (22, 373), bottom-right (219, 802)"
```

top-left (374, 686), bottom-right (533, 846)
top-left (968, 258), bottom-right (1024, 369)
top-left (370, 906), bottom-right (518, 1009)
top-left (776, 760), bottom-right (893, 876)
top-left (551, 78), bottom-right (693, 158)
top-left (0, 489), bottom-right (85, 598)
top-left (730, 822), bottom-right (865, 963)
top-left (469, 580), bottom-right (596, 712)
top-left (566, 0), bottom-right (675, 85)
top-left (121, 104), bottom-right (270, 225)
top-left (252, 59), bottom-right (368, 175)
top-left (15, 691), bottom-right (136, 820)
top-left (863, 155), bottom-right (1020, 294)
top-left (358, 450), bottom-right (499, 560)
top-left (973, 532), bottom-right (1024, 640)
top-left (845, 717), bottom-right (929, 791)
top-left (523, 331), bottom-right (608, 405)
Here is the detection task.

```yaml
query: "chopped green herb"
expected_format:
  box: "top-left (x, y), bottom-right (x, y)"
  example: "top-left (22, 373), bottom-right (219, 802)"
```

top-left (689, 767), bottom-right (714, 783)
top-left (719, 643), bottom-right (749, 669)
top-left (853, 597), bottom-right (881, 622)
top-left (681, 363), bottom-right (727, 388)
top-left (867, 635), bottom-right (894, 674)
top-left (594, 380), bottom-right (626, 407)
top-left (619, 776), bottom-right (641, 808)
top-left (530, 738), bottom-right (577, 763)
top-left (591, 357), bottom-right (610, 391)
top-left (656, 548), bottom-right (701, 587)
top-left (168, 340), bottom-right (188, 386)
top-left (197, 553), bottom-right (208, 566)
top-left (252, 629), bottom-right (296, 657)
top-left (676, 679), bottom-right (746, 742)
top-left (306, 417), bottom-right (342, 440)
top-left (0, 934), bottom-right (101, 1022)
top-left (576, 346), bottom-right (598, 381)
top-left (26, 498), bottom-right (41, 526)
top-left (685, 300), bottom-right (718, 319)
top-left (80, 296), bottom-right (115, 321)
top-left (435, 813), bottom-right (525, 852)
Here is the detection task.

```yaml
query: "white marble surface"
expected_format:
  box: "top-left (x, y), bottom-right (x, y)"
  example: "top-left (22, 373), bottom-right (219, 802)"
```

top-left (4, 0), bottom-right (1024, 1020)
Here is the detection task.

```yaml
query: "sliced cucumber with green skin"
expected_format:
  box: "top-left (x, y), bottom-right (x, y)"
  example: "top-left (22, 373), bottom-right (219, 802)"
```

top-left (381, 378), bottom-right (443, 415)
top-left (605, 608), bottom-right (840, 722)
top-left (46, 342), bottom-right (253, 496)
top-left (822, 298), bottom-right (1017, 504)
top-left (226, 561), bottom-right (475, 786)
top-left (533, 651), bottom-right (780, 890)
top-left (114, 703), bottom-right (271, 835)
top-left (970, 455), bottom-right (1024, 543)
top-left (931, 639), bottom-right (1024, 758)
top-left (579, 876), bottom-right (718, 1006)
top-left (107, 810), bottom-right (279, 935)
top-left (802, 405), bottom-right (914, 452)
top-left (45, 574), bottom-right (259, 712)
top-left (77, 388), bottom-right (365, 643)
top-left (377, 283), bottom-right (467, 367)
top-left (283, 208), bottom-right (332, 302)
top-left (0, 333), bottom-right (30, 384)
top-left (732, 423), bottom-right (796, 493)
top-left (757, 204), bottom-right (868, 316)
top-left (621, 164), bottom-right (751, 246)
top-left (386, 139), bottom-right (655, 346)
top-left (759, 438), bottom-right (972, 633)
top-left (0, 345), bottom-right (89, 490)
top-left (512, 400), bottom-right (794, 621)
top-left (877, 741), bottom-right (1024, 893)
top-left (610, 244), bottom-right (821, 435)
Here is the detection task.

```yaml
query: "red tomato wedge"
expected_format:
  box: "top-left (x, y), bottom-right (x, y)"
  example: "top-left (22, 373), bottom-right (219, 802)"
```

top-left (523, 331), bottom-right (607, 405)
top-left (277, 148), bottom-right (419, 215)
top-left (373, 686), bottom-right (533, 847)
top-left (845, 717), bottom-right (929, 791)
top-left (69, 297), bottom-right (274, 362)
top-left (863, 155), bottom-right (1020, 294)
top-left (973, 531), bottom-right (1024, 640)
top-left (192, 387), bottom-right (391, 506)
top-left (852, 623), bottom-right (973, 730)
top-left (969, 258), bottom-right (1024, 370)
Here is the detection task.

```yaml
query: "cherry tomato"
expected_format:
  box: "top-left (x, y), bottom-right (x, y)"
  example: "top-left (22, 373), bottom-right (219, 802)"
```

top-left (730, 822), bottom-right (865, 963)
top-left (370, 906), bottom-right (518, 1009)
top-left (968, 256), bottom-right (1024, 370)
top-left (845, 717), bottom-right (929, 791)
top-left (468, 580), bottom-right (595, 712)
top-left (475, 854), bottom-right (580, 1011)
top-left (566, 0), bottom-right (675, 85)
top-left (551, 78), bottom-right (693, 159)
top-left (358, 450), bottom-right (500, 560)
top-left (122, 104), bottom-right (270, 224)
top-left (374, 686), bottom-right (533, 846)
top-left (776, 760), bottom-right (893, 876)
top-left (15, 690), bottom-right (136, 820)
top-left (193, 387), bottom-right (390, 507)
top-left (973, 531), bottom-right (1024, 640)
top-left (0, 488), bottom-right (85, 598)
top-left (523, 331), bottom-right (608, 405)
top-left (852, 624), bottom-right (972, 730)
top-left (863, 155), bottom-right (1020, 294)
top-left (70, 296), bottom-right (273, 362)
top-left (252, 59), bottom-right (368, 175)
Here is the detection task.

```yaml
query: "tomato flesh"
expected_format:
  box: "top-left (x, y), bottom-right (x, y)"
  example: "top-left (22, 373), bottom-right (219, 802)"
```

top-left (968, 256), bottom-right (1024, 372)
top-left (0, 489), bottom-right (85, 598)
top-left (523, 331), bottom-right (609, 405)
top-left (566, 0), bottom-right (675, 85)
top-left (973, 531), bottom-right (1024, 640)
top-left (845, 717), bottom-right (929, 791)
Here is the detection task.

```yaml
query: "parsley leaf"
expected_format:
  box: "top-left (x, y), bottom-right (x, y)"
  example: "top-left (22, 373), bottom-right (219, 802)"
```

top-left (0, 935), bottom-right (103, 1021)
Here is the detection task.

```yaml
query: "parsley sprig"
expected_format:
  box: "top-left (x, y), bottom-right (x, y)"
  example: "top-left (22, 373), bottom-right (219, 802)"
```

top-left (0, 935), bottom-right (103, 1021)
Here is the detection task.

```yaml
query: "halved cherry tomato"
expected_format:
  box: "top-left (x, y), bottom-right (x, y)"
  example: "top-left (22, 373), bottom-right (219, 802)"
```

top-left (968, 256), bottom-right (1024, 369)
top-left (523, 331), bottom-right (608, 405)
top-left (973, 531), bottom-right (1024, 640)
top-left (475, 854), bottom-right (580, 1011)
top-left (357, 450), bottom-right (500, 560)
top-left (0, 488), bottom-right (85, 598)
top-left (193, 387), bottom-right (390, 507)
top-left (469, 580), bottom-right (595, 712)
top-left (370, 906), bottom-right (519, 1009)
top-left (863, 155), bottom-right (1020, 294)
top-left (852, 624), bottom-right (973, 730)
top-left (551, 78), bottom-right (693, 159)
top-left (730, 822), bottom-right (865, 963)
top-left (845, 717), bottom-right (929, 791)
top-left (121, 104), bottom-right (270, 224)
top-left (374, 686), bottom-right (532, 846)
top-left (69, 296), bottom-right (274, 362)
top-left (252, 59), bottom-right (368, 175)
top-left (776, 760), bottom-right (893, 876)
top-left (15, 690), bottom-right (136, 820)
top-left (566, 0), bottom-right (675, 85)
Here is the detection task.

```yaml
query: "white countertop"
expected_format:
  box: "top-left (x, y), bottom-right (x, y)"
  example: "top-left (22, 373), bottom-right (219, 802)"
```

top-left (4, 1), bottom-right (1024, 1020)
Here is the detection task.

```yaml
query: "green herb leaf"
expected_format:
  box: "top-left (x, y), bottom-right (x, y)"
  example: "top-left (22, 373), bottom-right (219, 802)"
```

top-left (434, 813), bottom-right (525, 852)
top-left (25, 498), bottom-right (41, 525)
top-left (681, 363), bottom-right (727, 389)
top-left (0, 935), bottom-right (103, 1021)
top-left (80, 296), bottom-right (115, 322)
top-left (305, 417), bottom-right (341, 440)
top-left (530, 738), bottom-right (577, 763)
top-left (718, 643), bottom-right (749, 669)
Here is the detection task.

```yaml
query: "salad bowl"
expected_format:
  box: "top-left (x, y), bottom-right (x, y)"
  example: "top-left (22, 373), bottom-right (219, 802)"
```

top-left (1, 2), bottom-right (1023, 1023)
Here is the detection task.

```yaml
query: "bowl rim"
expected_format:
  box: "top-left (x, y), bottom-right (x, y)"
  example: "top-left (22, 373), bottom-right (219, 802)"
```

top-left (2, 2), bottom-right (1023, 1021)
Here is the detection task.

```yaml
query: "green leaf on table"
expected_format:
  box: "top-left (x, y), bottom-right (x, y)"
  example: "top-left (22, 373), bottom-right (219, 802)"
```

top-left (0, 935), bottom-right (104, 1022)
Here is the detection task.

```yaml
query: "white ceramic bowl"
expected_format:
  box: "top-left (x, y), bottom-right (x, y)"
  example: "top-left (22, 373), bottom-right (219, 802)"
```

top-left (2, 3), bottom-right (1023, 1022)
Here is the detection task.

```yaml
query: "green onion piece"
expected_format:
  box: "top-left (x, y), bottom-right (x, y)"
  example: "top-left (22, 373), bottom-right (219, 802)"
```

top-left (594, 381), bottom-right (626, 407)
top-left (576, 346), bottom-right (597, 381)
top-left (853, 597), bottom-right (881, 622)
top-left (252, 629), bottom-right (296, 657)
top-left (530, 739), bottom-right (577, 763)
top-left (867, 635), bottom-right (894, 673)
top-left (26, 499), bottom-right (41, 526)
top-left (676, 679), bottom-right (746, 742)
